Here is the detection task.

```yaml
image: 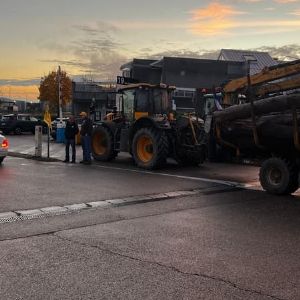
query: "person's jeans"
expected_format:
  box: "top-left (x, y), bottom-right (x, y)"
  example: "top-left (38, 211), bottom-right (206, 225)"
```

top-left (65, 139), bottom-right (76, 162)
top-left (81, 135), bottom-right (92, 162)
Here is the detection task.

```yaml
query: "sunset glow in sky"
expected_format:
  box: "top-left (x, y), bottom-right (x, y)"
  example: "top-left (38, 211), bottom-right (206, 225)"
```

top-left (1, 0), bottom-right (300, 100)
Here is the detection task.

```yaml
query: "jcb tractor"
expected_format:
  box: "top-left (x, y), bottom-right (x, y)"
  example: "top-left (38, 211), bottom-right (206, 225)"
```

top-left (91, 83), bottom-right (206, 170)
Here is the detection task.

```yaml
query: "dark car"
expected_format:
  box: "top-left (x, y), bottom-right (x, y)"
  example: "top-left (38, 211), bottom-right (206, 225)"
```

top-left (0, 114), bottom-right (47, 135)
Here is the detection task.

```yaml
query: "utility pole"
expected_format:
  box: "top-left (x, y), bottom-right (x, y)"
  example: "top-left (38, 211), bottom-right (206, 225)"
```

top-left (58, 65), bottom-right (63, 121)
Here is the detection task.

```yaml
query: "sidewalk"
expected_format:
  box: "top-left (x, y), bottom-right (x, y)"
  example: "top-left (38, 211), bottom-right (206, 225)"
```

top-left (7, 134), bottom-right (81, 161)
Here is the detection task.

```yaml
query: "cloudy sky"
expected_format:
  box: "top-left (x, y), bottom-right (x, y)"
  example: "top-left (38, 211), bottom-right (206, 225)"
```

top-left (1, 0), bottom-right (300, 100)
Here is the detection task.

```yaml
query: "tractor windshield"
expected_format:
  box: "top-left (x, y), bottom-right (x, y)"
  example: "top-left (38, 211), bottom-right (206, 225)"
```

top-left (152, 88), bottom-right (170, 114)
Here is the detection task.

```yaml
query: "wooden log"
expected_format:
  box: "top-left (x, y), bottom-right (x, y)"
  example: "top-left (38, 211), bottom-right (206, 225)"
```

top-left (214, 93), bottom-right (300, 122)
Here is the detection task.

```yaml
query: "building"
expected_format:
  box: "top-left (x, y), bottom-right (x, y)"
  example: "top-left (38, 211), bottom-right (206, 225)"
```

top-left (120, 57), bottom-right (245, 111)
top-left (0, 97), bottom-right (16, 114)
top-left (218, 49), bottom-right (278, 75)
top-left (72, 81), bottom-right (116, 121)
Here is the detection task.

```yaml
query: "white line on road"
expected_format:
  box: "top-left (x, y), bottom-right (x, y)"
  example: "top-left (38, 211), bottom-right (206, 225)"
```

top-left (92, 164), bottom-right (259, 189)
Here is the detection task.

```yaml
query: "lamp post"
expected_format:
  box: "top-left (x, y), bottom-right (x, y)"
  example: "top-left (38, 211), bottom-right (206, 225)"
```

top-left (57, 65), bottom-right (63, 121)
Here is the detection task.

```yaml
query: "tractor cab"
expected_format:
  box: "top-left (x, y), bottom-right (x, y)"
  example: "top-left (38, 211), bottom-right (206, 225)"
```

top-left (117, 83), bottom-right (175, 123)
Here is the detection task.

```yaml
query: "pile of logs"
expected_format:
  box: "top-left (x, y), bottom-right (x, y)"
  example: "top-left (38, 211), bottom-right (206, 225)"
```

top-left (212, 93), bottom-right (300, 152)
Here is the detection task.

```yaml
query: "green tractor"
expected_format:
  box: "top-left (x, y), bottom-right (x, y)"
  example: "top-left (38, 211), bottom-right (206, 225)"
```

top-left (91, 83), bottom-right (206, 170)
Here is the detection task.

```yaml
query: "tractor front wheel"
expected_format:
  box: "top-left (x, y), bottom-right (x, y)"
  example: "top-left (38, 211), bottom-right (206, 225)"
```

top-left (132, 128), bottom-right (168, 170)
top-left (91, 126), bottom-right (118, 161)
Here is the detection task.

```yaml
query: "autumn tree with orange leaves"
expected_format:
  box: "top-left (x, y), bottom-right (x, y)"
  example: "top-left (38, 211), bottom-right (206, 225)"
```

top-left (38, 69), bottom-right (72, 114)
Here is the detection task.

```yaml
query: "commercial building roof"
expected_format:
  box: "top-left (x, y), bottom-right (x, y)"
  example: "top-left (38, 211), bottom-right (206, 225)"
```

top-left (218, 49), bottom-right (278, 75)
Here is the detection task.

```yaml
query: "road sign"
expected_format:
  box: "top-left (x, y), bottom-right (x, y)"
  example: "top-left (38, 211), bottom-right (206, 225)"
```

top-left (117, 76), bottom-right (138, 85)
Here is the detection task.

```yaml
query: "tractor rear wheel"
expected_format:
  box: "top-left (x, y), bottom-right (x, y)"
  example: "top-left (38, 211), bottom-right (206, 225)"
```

top-left (259, 157), bottom-right (299, 195)
top-left (91, 126), bottom-right (118, 161)
top-left (132, 128), bottom-right (168, 170)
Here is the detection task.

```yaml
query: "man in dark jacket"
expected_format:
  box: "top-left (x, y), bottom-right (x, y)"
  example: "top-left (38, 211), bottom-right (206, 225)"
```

top-left (63, 116), bottom-right (79, 163)
top-left (79, 111), bottom-right (93, 164)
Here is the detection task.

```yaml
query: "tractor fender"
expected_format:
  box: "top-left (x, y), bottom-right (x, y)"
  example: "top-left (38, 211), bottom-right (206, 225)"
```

top-left (93, 121), bottom-right (117, 135)
top-left (129, 117), bottom-right (167, 142)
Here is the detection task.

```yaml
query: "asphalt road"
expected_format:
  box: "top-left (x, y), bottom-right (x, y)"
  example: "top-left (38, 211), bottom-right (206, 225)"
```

top-left (1, 137), bottom-right (300, 299)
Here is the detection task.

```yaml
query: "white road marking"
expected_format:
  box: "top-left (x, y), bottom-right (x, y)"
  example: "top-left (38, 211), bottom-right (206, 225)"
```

top-left (92, 164), bottom-right (259, 189)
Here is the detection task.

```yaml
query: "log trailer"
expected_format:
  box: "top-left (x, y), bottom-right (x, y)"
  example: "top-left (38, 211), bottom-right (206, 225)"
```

top-left (202, 59), bottom-right (300, 195)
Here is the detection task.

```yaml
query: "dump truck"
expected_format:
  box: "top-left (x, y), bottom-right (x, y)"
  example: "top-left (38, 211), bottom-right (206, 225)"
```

top-left (201, 59), bottom-right (300, 195)
top-left (91, 83), bottom-right (206, 170)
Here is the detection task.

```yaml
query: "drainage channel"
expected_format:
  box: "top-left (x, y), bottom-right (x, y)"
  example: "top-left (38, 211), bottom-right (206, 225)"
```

top-left (0, 185), bottom-right (240, 224)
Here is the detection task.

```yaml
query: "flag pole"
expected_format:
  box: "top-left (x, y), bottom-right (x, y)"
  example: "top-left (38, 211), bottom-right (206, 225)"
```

top-left (43, 104), bottom-right (52, 159)
top-left (47, 125), bottom-right (50, 159)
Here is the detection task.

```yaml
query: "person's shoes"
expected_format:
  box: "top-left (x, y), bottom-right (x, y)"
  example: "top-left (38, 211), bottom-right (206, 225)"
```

top-left (79, 160), bottom-right (85, 164)
top-left (63, 160), bottom-right (69, 163)
top-left (83, 160), bottom-right (91, 165)
top-left (71, 161), bottom-right (76, 164)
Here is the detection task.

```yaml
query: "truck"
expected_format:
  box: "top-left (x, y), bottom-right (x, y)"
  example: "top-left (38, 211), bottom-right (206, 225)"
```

top-left (201, 59), bottom-right (300, 195)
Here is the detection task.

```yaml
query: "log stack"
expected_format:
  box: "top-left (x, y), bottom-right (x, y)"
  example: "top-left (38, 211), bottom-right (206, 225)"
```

top-left (212, 93), bottom-right (300, 154)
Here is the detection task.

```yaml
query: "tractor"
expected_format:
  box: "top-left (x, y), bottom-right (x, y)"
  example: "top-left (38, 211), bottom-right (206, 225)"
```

top-left (91, 83), bottom-right (206, 170)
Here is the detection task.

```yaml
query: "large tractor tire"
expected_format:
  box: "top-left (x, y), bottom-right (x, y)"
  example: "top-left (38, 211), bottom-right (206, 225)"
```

top-left (259, 157), bottom-right (299, 195)
top-left (91, 126), bottom-right (118, 161)
top-left (132, 128), bottom-right (168, 170)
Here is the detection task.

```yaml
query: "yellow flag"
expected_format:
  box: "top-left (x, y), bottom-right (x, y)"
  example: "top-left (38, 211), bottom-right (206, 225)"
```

top-left (43, 110), bottom-right (52, 129)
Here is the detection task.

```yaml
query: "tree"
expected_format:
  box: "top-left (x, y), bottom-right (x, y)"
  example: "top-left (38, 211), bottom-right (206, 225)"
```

top-left (38, 68), bottom-right (72, 114)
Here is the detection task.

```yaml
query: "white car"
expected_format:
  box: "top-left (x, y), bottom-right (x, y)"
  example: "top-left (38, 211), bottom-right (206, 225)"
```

top-left (0, 133), bottom-right (8, 164)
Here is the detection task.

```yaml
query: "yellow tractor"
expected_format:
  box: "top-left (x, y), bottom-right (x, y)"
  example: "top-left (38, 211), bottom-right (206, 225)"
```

top-left (91, 83), bottom-right (206, 169)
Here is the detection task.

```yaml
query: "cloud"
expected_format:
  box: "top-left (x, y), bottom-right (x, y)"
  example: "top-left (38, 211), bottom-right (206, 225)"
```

top-left (274, 0), bottom-right (298, 3)
top-left (188, 3), bottom-right (246, 36)
top-left (73, 21), bottom-right (120, 35)
top-left (142, 49), bottom-right (220, 60)
top-left (0, 78), bottom-right (41, 86)
top-left (289, 9), bottom-right (300, 16)
top-left (255, 44), bottom-right (300, 60)
top-left (0, 85), bottom-right (39, 100)
top-left (37, 21), bottom-right (127, 80)
top-left (189, 3), bottom-right (300, 36)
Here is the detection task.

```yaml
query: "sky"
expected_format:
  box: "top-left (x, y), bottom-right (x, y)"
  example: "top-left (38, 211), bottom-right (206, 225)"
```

top-left (0, 0), bottom-right (300, 100)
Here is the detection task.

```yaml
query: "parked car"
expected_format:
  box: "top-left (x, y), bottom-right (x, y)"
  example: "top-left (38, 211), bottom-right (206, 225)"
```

top-left (0, 134), bottom-right (8, 164)
top-left (0, 114), bottom-right (47, 135)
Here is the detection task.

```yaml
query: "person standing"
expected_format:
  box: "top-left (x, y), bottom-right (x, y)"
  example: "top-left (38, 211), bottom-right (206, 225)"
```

top-left (63, 116), bottom-right (79, 163)
top-left (79, 111), bottom-right (93, 164)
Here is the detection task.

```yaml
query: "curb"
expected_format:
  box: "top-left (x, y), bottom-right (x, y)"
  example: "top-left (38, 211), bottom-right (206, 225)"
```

top-left (8, 151), bottom-right (61, 162)
top-left (0, 186), bottom-right (239, 224)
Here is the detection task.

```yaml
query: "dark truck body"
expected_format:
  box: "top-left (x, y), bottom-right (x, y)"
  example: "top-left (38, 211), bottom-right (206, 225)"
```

top-left (209, 92), bottom-right (300, 195)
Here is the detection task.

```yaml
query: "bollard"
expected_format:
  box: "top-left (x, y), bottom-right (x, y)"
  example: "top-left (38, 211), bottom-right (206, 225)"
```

top-left (35, 125), bottom-right (43, 157)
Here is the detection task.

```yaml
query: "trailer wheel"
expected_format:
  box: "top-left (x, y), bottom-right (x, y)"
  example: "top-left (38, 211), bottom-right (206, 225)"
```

top-left (259, 157), bottom-right (299, 195)
top-left (92, 126), bottom-right (118, 161)
top-left (132, 128), bottom-right (168, 170)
